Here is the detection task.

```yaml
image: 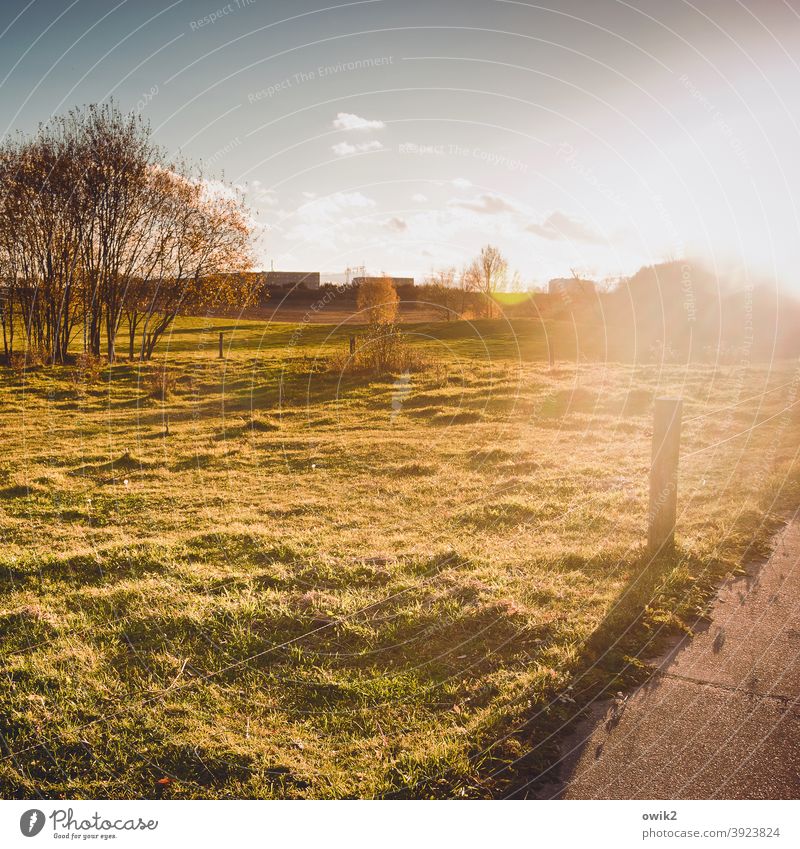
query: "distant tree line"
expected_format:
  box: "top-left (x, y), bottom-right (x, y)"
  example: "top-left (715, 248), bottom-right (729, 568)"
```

top-left (419, 244), bottom-right (510, 320)
top-left (0, 104), bottom-right (255, 364)
top-left (417, 250), bottom-right (800, 362)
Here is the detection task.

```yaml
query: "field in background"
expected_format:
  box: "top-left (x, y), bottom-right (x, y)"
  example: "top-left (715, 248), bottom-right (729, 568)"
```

top-left (1, 315), bottom-right (798, 798)
top-left (241, 295), bottom-right (445, 325)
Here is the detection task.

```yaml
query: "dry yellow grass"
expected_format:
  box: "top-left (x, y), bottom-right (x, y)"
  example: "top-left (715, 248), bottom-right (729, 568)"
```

top-left (0, 316), bottom-right (798, 798)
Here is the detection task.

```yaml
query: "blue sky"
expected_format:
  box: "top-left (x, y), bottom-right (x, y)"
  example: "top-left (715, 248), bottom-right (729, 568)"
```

top-left (2, 0), bottom-right (799, 287)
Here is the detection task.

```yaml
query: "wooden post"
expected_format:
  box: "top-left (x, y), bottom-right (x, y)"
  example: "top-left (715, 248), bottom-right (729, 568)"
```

top-left (219, 332), bottom-right (224, 359)
top-left (648, 397), bottom-right (683, 553)
top-left (548, 341), bottom-right (555, 370)
top-left (349, 336), bottom-right (356, 356)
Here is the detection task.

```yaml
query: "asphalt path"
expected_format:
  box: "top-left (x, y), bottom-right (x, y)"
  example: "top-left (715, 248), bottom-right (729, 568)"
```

top-left (560, 513), bottom-right (800, 799)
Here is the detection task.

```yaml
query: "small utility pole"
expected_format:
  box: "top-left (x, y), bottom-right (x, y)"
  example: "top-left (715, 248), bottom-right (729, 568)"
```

top-left (648, 397), bottom-right (683, 553)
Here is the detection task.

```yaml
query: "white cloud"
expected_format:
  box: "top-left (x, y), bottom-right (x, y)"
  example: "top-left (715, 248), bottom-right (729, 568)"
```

top-left (452, 177), bottom-right (471, 189)
top-left (526, 211), bottom-right (604, 244)
top-left (331, 140), bottom-right (384, 156)
top-left (382, 207), bottom-right (498, 246)
top-left (281, 190), bottom-right (379, 249)
top-left (333, 112), bottom-right (385, 131)
top-left (332, 142), bottom-right (356, 156)
top-left (384, 216), bottom-right (408, 232)
top-left (299, 190), bottom-right (376, 216)
top-left (449, 193), bottom-right (518, 215)
top-left (412, 193), bottom-right (428, 202)
top-left (242, 180), bottom-right (278, 206)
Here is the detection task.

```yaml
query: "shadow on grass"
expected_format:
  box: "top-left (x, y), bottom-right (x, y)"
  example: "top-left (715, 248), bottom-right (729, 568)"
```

top-left (0, 543), bottom-right (174, 591)
top-left (489, 494), bottom-right (793, 800)
top-left (486, 546), bottom-right (715, 798)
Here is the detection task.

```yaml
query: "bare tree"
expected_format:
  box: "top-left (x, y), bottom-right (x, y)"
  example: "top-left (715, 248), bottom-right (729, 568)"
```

top-left (0, 103), bottom-right (255, 363)
top-left (0, 120), bottom-right (87, 362)
top-left (136, 176), bottom-right (254, 360)
top-left (422, 267), bottom-right (461, 320)
top-left (464, 244), bottom-right (508, 318)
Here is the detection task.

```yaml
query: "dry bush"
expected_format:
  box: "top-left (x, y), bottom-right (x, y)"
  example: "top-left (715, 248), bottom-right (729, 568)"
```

top-left (428, 361), bottom-right (452, 388)
top-left (7, 352), bottom-right (28, 377)
top-left (331, 324), bottom-right (429, 375)
top-left (69, 352), bottom-right (104, 395)
top-left (145, 363), bottom-right (179, 400)
top-left (7, 347), bottom-right (47, 377)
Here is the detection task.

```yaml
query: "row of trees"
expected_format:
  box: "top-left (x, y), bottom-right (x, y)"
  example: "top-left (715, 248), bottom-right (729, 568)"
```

top-left (421, 244), bottom-right (510, 320)
top-left (353, 249), bottom-right (509, 326)
top-left (0, 104), bottom-right (255, 363)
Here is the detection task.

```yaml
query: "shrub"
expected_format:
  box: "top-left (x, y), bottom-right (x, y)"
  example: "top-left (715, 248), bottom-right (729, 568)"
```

top-left (7, 352), bottom-right (27, 377)
top-left (428, 361), bottom-right (452, 388)
top-left (7, 347), bottom-right (47, 377)
top-left (356, 276), bottom-right (399, 325)
top-left (330, 323), bottom-right (429, 376)
top-left (145, 363), bottom-right (178, 400)
top-left (69, 352), bottom-right (104, 395)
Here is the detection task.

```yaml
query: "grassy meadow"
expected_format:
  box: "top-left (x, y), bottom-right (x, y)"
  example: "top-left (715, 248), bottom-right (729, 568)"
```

top-left (1, 313), bottom-right (799, 798)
